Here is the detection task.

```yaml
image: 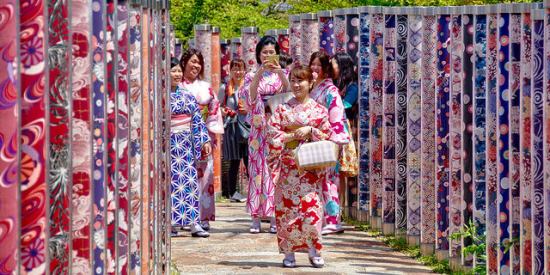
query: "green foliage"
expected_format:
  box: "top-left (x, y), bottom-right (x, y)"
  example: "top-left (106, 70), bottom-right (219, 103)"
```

top-left (450, 220), bottom-right (487, 275)
top-left (171, 0), bottom-right (539, 46)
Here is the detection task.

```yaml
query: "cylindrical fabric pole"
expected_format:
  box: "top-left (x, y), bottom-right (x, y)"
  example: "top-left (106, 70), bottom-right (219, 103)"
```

top-left (405, 6), bottom-right (422, 244)
top-left (519, 3), bottom-right (533, 274)
top-left (277, 29), bottom-right (290, 55)
top-left (345, 7), bottom-right (360, 65)
top-left (319, 10), bottom-right (335, 56)
top-left (47, 0), bottom-right (72, 272)
top-left (170, 24), bottom-right (175, 58)
top-left (301, 13), bottom-right (320, 66)
top-left (0, 0), bottom-right (19, 273)
top-left (531, 8), bottom-right (545, 275)
top-left (448, 6), bottom-right (464, 264)
top-left (265, 29), bottom-right (277, 37)
top-left (289, 15), bottom-right (302, 64)
top-left (188, 38), bottom-right (196, 49)
top-left (334, 8), bottom-right (346, 53)
top-left (358, 6), bottom-right (370, 217)
top-left (195, 24), bottom-right (213, 82)
top-left (420, 6), bottom-right (437, 255)
top-left (382, 7), bottom-right (397, 235)
top-left (231, 37), bottom-right (242, 60)
top-left (242, 27), bottom-right (259, 72)
top-left (544, 3), bottom-right (550, 273)
top-left (394, 7), bottom-right (408, 236)
top-left (221, 39), bottom-right (231, 84)
top-left (175, 38), bottom-right (182, 60)
top-left (369, 6), bottom-right (384, 229)
top-left (211, 26), bottom-right (222, 196)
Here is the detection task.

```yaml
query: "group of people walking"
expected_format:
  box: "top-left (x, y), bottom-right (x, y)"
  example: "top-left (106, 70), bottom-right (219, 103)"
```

top-left (170, 35), bottom-right (358, 268)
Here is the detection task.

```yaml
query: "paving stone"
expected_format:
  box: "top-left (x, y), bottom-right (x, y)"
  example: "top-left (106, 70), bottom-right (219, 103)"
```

top-left (171, 202), bottom-right (437, 275)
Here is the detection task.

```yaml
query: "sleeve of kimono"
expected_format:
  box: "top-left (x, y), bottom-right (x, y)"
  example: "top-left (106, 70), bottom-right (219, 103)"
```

top-left (205, 84), bottom-right (225, 134)
top-left (342, 82), bottom-right (358, 109)
top-left (311, 107), bottom-right (333, 142)
top-left (326, 87), bottom-right (350, 145)
top-left (191, 95), bottom-right (211, 160)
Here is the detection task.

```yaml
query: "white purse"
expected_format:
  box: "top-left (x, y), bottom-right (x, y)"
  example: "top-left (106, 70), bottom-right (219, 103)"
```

top-left (294, 140), bottom-right (339, 170)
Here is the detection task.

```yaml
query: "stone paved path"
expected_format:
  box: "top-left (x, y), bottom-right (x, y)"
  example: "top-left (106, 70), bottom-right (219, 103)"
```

top-left (171, 202), bottom-right (437, 274)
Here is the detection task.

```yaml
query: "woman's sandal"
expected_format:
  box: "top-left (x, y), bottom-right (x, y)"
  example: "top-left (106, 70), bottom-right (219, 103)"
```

top-left (269, 225), bottom-right (277, 234)
top-left (282, 258), bottom-right (296, 268)
top-left (308, 256), bottom-right (325, 268)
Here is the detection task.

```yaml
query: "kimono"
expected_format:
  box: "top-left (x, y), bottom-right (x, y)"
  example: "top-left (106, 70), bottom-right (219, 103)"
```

top-left (242, 69), bottom-right (288, 218)
top-left (170, 87), bottom-right (210, 227)
top-left (309, 78), bottom-right (350, 225)
top-left (179, 79), bottom-right (224, 222)
top-left (267, 98), bottom-right (334, 253)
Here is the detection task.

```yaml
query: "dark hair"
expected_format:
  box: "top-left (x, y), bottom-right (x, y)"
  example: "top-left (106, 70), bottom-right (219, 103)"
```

top-left (278, 53), bottom-right (293, 69)
top-left (332, 52), bottom-right (357, 91)
top-left (180, 48), bottom-right (205, 79)
top-left (290, 65), bottom-right (314, 83)
top-left (255, 35), bottom-right (280, 64)
top-left (230, 58), bottom-right (246, 70)
top-left (170, 57), bottom-right (180, 69)
top-left (309, 51), bottom-right (334, 79)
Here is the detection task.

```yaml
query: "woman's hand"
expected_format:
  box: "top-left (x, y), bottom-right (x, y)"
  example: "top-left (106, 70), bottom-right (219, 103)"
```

top-left (293, 126), bottom-right (312, 141)
top-left (202, 142), bottom-right (212, 156)
top-left (263, 59), bottom-right (282, 73)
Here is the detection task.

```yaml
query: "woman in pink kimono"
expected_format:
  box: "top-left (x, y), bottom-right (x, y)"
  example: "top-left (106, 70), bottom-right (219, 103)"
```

top-left (242, 36), bottom-right (289, 233)
top-left (309, 51), bottom-right (350, 235)
top-left (267, 66), bottom-right (334, 268)
top-left (179, 49), bottom-right (224, 231)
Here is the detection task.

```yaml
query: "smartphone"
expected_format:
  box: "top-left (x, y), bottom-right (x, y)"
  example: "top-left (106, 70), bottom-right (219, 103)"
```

top-left (266, 55), bottom-right (279, 64)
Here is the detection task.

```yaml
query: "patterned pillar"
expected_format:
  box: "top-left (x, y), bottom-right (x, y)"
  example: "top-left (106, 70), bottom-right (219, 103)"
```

top-left (211, 27), bottom-right (222, 196)
top-left (241, 27), bottom-right (259, 72)
top-left (544, 3), bottom-right (550, 273)
top-left (345, 8), bottom-right (360, 65)
top-left (221, 39), bottom-right (231, 84)
top-left (289, 15), bottom-right (302, 65)
top-left (276, 29), bottom-right (290, 55)
top-left (0, 0), bottom-right (18, 273)
top-left (449, 7), bottom-right (463, 261)
top-left (358, 7), bottom-right (370, 214)
top-left (231, 37), bottom-right (242, 60)
top-left (319, 10), bottom-right (335, 56)
top-left (301, 13), bottom-right (320, 65)
top-left (519, 5), bottom-right (533, 274)
top-left (435, 8), bottom-right (451, 256)
top-left (395, 8), bottom-right (408, 235)
top-left (47, 0), bottom-right (72, 272)
top-left (195, 24), bottom-right (212, 82)
top-left (382, 8), bottom-right (396, 231)
top-left (531, 9), bottom-right (545, 275)
top-left (406, 7), bottom-right (422, 240)
top-left (461, 5), bottom-right (475, 266)
top-left (334, 8), bottom-right (346, 54)
top-left (421, 7), bottom-right (437, 250)
top-left (369, 7), bottom-right (384, 223)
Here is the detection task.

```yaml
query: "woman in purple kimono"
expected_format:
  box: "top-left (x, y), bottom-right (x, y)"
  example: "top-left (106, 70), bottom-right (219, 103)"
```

top-left (179, 49), bottom-right (224, 231)
top-left (309, 51), bottom-right (350, 235)
top-left (170, 58), bottom-right (211, 238)
top-left (242, 36), bottom-right (290, 233)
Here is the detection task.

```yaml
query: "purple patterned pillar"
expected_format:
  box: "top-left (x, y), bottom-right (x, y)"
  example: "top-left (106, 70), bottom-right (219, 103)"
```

top-left (289, 15), bottom-right (302, 65)
top-left (231, 37), bottom-right (242, 60)
top-left (319, 10), bottom-right (335, 56)
top-left (345, 8), bottom-right (360, 65)
top-left (358, 6), bottom-right (370, 215)
top-left (543, 2), bottom-right (550, 272)
top-left (301, 13), bottom-right (320, 65)
top-left (221, 39), bottom-right (231, 84)
top-left (242, 27), bottom-right (259, 72)
top-left (195, 24), bottom-right (212, 82)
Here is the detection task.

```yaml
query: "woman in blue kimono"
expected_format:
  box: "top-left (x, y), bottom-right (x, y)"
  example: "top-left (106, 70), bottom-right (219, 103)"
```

top-left (170, 58), bottom-right (212, 238)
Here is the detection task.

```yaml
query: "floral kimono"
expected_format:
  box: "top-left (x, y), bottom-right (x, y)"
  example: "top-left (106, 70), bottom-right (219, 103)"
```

top-left (242, 69), bottom-right (288, 218)
top-left (309, 78), bottom-right (350, 225)
top-left (170, 87), bottom-right (210, 226)
top-left (267, 98), bottom-right (334, 253)
top-left (179, 79), bottom-right (224, 222)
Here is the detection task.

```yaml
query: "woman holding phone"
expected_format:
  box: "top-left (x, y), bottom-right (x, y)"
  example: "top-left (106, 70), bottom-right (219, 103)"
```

top-left (241, 35), bottom-right (290, 234)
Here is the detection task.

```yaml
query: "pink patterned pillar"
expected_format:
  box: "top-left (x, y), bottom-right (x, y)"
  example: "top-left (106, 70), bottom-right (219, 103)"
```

top-left (301, 13), bottom-right (320, 65)
top-left (231, 37), bottom-right (242, 60)
top-left (195, 24), bottom-right (212, 82)
top-left (211, 26), bottom-right (222, 195)
top-left (221, 39), bottom-right (231, 84)
top-left (241, 27), bottom-right (259, 72)
top-left (289, 15), bottom-right (302, 65)
top-left (277, 29), bottom-right (290, 55)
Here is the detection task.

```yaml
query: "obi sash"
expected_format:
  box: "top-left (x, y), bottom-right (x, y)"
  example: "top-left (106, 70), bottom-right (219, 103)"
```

top-left (171, 114), bottom-right (192, 132)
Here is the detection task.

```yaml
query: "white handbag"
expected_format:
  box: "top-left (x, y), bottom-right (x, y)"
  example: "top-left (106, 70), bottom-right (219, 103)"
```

top-left (267, 92), bottom-right (294, 113)
top-left (294, 140), bottom-right (339, 170)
